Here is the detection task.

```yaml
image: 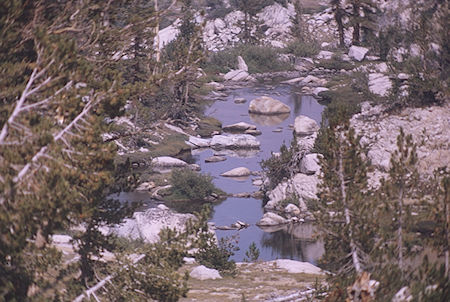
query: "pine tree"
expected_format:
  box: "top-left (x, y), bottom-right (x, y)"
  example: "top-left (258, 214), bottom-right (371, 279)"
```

top-left (0, 0), bottom-right (132, 298)
top-left (330, 0), bottom-right (346, 47)
top-left (290, 0), bottom-right (306, 41)
top-left (315, 124), bottom-right (376, 290)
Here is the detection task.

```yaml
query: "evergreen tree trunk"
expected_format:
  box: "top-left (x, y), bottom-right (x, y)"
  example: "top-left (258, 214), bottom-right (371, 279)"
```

top-left (331, 0), bottom-right (346, 47)
top-left (338, 142), bottom-right (362, 274)
top-left (397, 183), bottom-right (404, 279)
top-left (352, 1), bottom-right (361, 45)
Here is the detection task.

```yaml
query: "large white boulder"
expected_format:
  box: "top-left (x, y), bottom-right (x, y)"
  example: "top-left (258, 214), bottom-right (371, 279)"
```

top-left (224, 69), bottom-right (252, 81)
top-left (265, 173), bottom-right (319, 211)
top-left (348, 45), bottom-right (369, 61)
top-left (248, 96), bottom-right (291, 115)
top-left (190, 265), bottom-right (222, 280)
top-left (188, 136), bottom-right (211, 148)
top-left (272, 259), bottom-right (324, 275)
top-left (220, 167), bottom-right (251, 177)
top-left (300, 153), bottom-right (321, 175)
top-left (317, 50), bottom-right (334, 60)
top-left (256, 212), bottom-right (288, 226)
top-left (294, 115), bottom-right (319, 136)
top-left (151, 156), bottom-right (188, 167)
top-left (368, 73), bottom-right (392, 97)
top-left (223, 122), bottom-right (257, 133)
top-left (210, 134), bottom-right (260, 149)
top-left (111, 205), bottom-right (195, 243)
top-left (312, 87), bottom-right (329, 97)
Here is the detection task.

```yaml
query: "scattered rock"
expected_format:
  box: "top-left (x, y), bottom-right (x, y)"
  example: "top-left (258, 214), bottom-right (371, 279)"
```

top-left (183, 257), bottom-right (196, 264)
top-left (368, 73), bottom-right (392, 97)
top-left (348, 45), bottom-right (369, 61)
top-left (300, 153), bottom-right (321, 175)
top-left (265, 173), bottom-right (319, 211)
top-left (207, 81), bottom-right (225, 91)
top-left (234, 97), bottom-right (247, 104)
top-left (317, 50), bottom-right (334, 60)
top-left (237, 55), bottom-right (248, 71)
top-left (220, 167), bottom-right (251, 177)
top-left (151, 156), bottom-right (188, 167)
top-left (205, 155), bottom-right (227, 163)
top-left (294, 115), bottom-right (320, 136)
top-left (245, 129), bottom-right (262, 136)
top-left (188, 136), bottom-right (211, 148)
top-left (190, 265), bottom-right (222, 280)
top-left (210, 134), bottom-right (260, 149)
top-left (281, 77), bottom-right (304, 84)
top-left (284, 203), bottom-right (301, 216)
top-left (223, 122), bottom-right (257, 133)
top-left (257, 212), bottom-right (288, 226)
top-left (110, 206), bottom-right (195, 243)
top-left (391, 286), bottom-right (412, 302)
top-left (312, 87), bottom-right (329, 97)
top-left (248, 96), bottom-right (291, 115)
top-left (272, 259), bottom-right (324, 275)
top-left (224, 69), bottom-right (255, 82)
top-left (52, 234), bottom-right (72, 244)
top-left (136, 181), bottom-right (156, 191)
top-left (252, 179), bottom-right (263, 186)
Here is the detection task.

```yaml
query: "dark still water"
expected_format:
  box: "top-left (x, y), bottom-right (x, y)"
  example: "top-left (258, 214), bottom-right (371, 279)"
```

top-left (194, 84), bottom-right (325, 263)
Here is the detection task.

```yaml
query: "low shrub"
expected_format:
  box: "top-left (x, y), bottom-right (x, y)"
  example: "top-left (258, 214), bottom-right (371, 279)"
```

top-left (243, 242), bottom-right (260, 262)
top-left (317, 57), bottom-right (354, 71)
top-left (261, 137), bottom-right (300, 190)
top-left (191, 205), bottom-right (238, 275)
top-left (204, 44), bottom-right (290, 75)
top-left (279, 194), bottom-right (300, 209)
top-left (284, 39), bottom-right (319, 58)
top-left (195, 235), bottom-right (238, 276)
top-left (170, 168), bottom-right (215, 201)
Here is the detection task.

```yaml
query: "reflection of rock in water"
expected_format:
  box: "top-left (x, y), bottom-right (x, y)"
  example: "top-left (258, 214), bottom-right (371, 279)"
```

top-left (249, 113), bottom-right (290, 126)
top-left (191, 148), bottom-right (259, 158)
top-left (260, 223), bottom-right (324, 264)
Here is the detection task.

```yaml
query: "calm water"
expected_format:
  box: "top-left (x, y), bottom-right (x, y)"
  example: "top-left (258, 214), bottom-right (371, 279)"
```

top-left (114, 84), bottom-right (325, 263)
top-left (195, 84), bottom-right (325, 263)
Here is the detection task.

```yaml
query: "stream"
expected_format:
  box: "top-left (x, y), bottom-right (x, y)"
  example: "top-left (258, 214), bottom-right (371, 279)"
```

top-left (196, 84), bottom-right (325, 263)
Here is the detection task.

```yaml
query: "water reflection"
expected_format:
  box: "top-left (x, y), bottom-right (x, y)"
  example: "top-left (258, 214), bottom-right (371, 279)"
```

top-left (249, 113), bottom-right (290, 126)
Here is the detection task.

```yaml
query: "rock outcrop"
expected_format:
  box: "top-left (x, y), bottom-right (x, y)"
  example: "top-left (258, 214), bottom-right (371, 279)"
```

top-left (190, 265), bottom-right (222, 280)
top-left (294, 115), bottom-right (320, 136)
top-left (210, 134), bottom-right (260, 149)
top-left (257, 212), bottom-right (289, 226)
top-left (351, 102), bottom-right (450, 186)
top-left (348, 45), bottom-right (369, 61)
top-left (265, 173), bottom-right (319, 213)
top-left (271, 259), bottom-right (324, 275)
top-left (248, 96), bottom-right (291, 115)
top-left (110, 205), bottom-right (195, 243)
top-left (220, 167), bottom-right (251, 177)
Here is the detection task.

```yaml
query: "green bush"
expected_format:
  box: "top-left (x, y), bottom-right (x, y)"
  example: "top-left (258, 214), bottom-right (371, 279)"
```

top-left (204, 44), bottom-right (290, 75)
top-left (240, 45), bottom-right (289, 73)
top-left (261, 138), bottom-right (300, 190)
top-left (317, 57), bottom-right (354, 71)
top-left (284, 39), bottom-right (319, 58)
top-left (243, 242), bottom-right (260, 262)
top-left (195, 235), bottom-right (238, 276)
top-left (170, 168), bottom-right (215, 201)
